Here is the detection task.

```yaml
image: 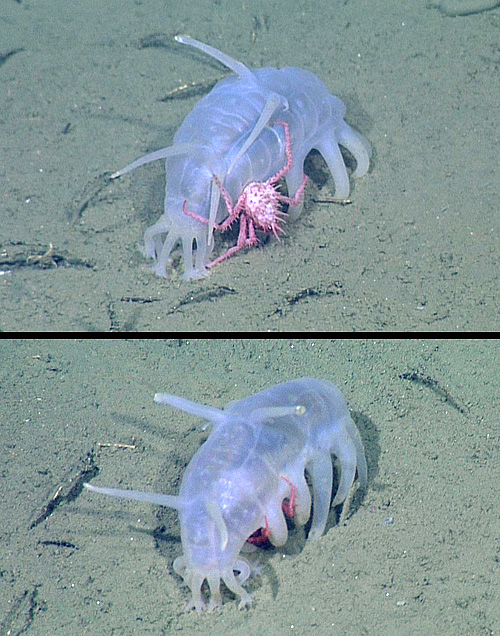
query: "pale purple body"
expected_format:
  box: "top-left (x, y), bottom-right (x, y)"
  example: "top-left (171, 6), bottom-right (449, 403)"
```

top-left (112, 36), bottom-right (371, 279)
top-left (84, 378), bottom-right (367, 612)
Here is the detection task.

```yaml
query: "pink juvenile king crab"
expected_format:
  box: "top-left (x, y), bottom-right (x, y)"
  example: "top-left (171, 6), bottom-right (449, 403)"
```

top-left (183, 121), bottom-right (308, 268)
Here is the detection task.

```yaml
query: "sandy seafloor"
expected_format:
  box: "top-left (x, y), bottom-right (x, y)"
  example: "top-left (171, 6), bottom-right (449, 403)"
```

top-left (0, 338), bottom-right (498, 635)
top-left (0, 0), bottom-right (498, 332)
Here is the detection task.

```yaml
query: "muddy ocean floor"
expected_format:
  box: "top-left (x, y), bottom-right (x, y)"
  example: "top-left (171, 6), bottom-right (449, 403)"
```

top-left (1, 0), bottom-right (499, 331)
top-left (0, 338), bottom-right (498, 635)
